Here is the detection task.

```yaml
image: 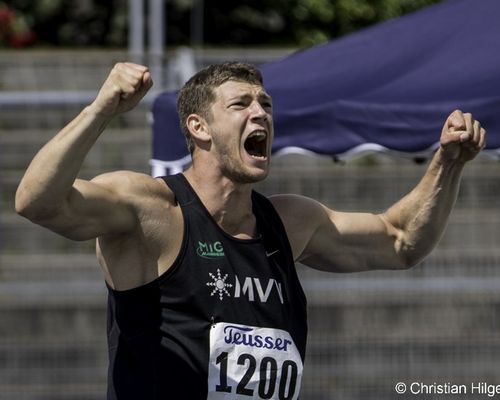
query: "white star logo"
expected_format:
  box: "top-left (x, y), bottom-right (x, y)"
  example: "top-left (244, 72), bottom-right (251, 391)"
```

top-left (206, 268), bottom-right (233, 301)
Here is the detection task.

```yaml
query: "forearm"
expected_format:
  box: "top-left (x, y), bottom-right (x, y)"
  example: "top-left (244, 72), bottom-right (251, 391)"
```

top-left (15, 106), bottom-right (112, 219)
top-left (383, 148), bottom-right (465, 266)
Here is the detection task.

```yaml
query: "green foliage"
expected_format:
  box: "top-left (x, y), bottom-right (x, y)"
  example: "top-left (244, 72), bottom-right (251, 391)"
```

top-left (5, 0), bottom-right (127, 47)
top-left (2, 0), bottom-right (444, 48)
top-left (285, 0), bottom-right (444, 46)
top-left (184, 0), bottom-right (444, 47)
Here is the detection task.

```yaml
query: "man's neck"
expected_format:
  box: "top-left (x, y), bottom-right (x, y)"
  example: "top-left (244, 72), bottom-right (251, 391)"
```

top-left (183, 166), bottom-right (256, 239)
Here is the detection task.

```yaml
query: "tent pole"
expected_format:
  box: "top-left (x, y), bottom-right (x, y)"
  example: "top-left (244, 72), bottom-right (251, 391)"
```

top-left (148, 0), bottom-right (166, 89)
top-left (128, 0), bottom-right (145, 64)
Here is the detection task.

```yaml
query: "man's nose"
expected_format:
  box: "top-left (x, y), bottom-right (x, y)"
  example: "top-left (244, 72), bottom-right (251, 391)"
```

top-left (249, 101), bottom-right (268, 120)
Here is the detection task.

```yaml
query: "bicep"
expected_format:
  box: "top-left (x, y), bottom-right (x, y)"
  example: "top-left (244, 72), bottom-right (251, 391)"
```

top-left (272, 194), bottom-right (405, 272)
top-left (301, 209), bottom-right (404, 272)
top-left (37, 174), bottom-right (137, 240)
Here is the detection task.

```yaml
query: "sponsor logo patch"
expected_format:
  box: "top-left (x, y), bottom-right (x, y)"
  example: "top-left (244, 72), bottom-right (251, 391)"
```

top-left (197, 240), bottom-right (225, 258)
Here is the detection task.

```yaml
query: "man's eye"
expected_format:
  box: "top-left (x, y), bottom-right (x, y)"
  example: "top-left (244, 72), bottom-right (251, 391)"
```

top-left (263, 103), bottom-right (272, 109)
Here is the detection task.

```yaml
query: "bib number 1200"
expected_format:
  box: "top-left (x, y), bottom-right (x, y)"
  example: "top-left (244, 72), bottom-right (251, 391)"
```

top-left (215, 351), bottom-right (298, 399)
top-left (208, 322), bottom-right (303, 400)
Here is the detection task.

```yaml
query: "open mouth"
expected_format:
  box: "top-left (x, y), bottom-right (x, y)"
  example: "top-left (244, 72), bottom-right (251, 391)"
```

top-left (244, 130), bottom-right (268, 159)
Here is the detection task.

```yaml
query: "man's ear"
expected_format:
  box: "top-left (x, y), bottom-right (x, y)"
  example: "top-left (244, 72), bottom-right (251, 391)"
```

top-left (187, 114), bottom-right (211, 145)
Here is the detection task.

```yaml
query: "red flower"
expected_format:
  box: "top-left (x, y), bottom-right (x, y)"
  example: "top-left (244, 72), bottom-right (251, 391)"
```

top-left (0, 6), bottom-right (15, 26)
top-left (0, 4), bottom-right (36, 48)
top-left (10, 31), bottom-right (36, 48)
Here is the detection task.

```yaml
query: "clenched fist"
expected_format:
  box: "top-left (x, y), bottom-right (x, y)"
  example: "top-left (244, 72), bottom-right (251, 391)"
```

top-left (89, 62), bottom-right (153, 117)
top-left (440, 110), bottom-right (486, 163)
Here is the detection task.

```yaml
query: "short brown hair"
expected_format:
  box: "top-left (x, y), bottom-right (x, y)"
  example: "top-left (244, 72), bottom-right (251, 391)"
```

top-left (177, 62), bottom-right (264, 154)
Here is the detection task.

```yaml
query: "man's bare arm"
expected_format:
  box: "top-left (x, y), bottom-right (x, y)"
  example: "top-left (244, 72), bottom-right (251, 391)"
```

top-left (272, 110), bottom-right (486, 272)
top-left (15, 62), bottom-right (153, 240)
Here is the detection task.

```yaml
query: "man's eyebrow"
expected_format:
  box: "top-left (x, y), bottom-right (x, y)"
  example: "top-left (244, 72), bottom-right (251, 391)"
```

top-left (227, 93), bottom-right (251, 102)
top-left (226, 92), bottom-right (272, 102)
top-left (258, 93), bottom-right (273, 102)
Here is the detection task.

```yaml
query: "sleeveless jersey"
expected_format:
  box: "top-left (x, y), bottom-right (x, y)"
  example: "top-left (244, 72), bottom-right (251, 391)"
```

top-left (106, 173), bottom-right (308, 399)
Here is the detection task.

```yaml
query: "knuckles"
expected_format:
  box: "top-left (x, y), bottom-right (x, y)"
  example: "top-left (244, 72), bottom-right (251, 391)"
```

top-left (109, 62), bottom-right (148, 88)
top-left (441, 110), bottom-right (486, 156)
top-left (92, 62), bottom-right (150, 115)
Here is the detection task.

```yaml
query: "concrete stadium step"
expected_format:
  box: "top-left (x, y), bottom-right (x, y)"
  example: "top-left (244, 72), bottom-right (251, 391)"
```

top-left (0, 127), bottom-right (150, 144)
top-left (0, 340), bottom-right (107, 376)
top-left (0, 383), bottom-right (105, 400)
top-left (0, 277), bottom-right (106, 305)
top-left (0, 283), bottom-right (107, 398)
top-left (0, 49), bottom-right (127, 91)
top-left (1, 212), bottom-right (96, 253)
top-left (305, 301), bottom-right (500, 339)
top-left (302, 368), bottom-right (500, 400)
top-left (0, 102), bottom-right (151, 130)
top-left (306, 339), bottom-right (500, 381)
top-left (0, 48), bottom-right (294, 92)
top-left (0, 127), bottom-right (152, 171)
top-left (0, 282), bottom-right (106, 341)
top-left (300, 273), bottom-right (500, 308)
top-left (0, 253), bottom-right (101, 283)
top-left (0, 340), bottom-right (106, 400)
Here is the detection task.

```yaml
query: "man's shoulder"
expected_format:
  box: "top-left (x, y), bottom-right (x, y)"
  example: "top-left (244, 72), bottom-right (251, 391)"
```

top-left (90, 170), bottom-right (176, 204)
top-left (268, 193), bottom-right (318, 213)
top-left (268, 194), bottom-right (328, 229)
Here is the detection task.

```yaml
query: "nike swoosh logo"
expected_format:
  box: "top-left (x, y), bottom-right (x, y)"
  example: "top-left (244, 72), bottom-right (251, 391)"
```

top-left (266, 250), bottom-right (279, 257)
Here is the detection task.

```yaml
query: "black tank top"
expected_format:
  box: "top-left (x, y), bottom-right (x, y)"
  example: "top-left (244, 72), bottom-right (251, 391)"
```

top-left (106, 174), bottom-right (308, 399)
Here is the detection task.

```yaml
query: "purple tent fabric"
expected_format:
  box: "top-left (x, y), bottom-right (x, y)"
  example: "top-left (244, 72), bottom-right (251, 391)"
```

top-left (151, 0), bottom-right (500, 175)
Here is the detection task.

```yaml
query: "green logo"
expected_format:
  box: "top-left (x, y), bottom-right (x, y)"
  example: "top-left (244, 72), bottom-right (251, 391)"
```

top-left (197, 241), bottom-right (225, 258)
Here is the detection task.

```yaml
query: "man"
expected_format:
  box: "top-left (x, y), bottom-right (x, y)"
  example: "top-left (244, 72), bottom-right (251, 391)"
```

top-left (16, 61), bottom-right (486, 399)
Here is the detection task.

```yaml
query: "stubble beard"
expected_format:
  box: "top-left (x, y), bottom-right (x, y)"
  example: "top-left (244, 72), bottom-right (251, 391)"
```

top-left (213, 135), bottom-right (268, 184)
top-left (219, 154), bottom-right (268, 184)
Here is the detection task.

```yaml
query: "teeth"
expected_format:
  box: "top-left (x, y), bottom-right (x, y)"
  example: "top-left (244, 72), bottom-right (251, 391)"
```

top-left (248, 131), bottom-right (267, 140)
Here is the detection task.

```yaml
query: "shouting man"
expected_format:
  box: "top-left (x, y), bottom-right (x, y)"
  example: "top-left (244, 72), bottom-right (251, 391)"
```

top-left (16, 62), bottom-right (486, 399)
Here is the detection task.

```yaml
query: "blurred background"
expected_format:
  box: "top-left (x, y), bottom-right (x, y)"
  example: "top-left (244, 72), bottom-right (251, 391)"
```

top-left (1, 0), bottom-right (500, 399)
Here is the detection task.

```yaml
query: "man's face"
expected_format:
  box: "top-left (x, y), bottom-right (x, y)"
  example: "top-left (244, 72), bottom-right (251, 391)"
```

top-left (207, 80), bottom-right (274, 184)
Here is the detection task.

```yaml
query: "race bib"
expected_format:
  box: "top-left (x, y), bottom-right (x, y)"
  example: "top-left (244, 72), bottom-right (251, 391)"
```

top-left (207, 322), bottom-right (303, 400)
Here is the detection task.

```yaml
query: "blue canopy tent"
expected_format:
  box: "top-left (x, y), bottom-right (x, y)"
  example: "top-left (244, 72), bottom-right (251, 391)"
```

top-left (151, 0), bottom-right (500, 176)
